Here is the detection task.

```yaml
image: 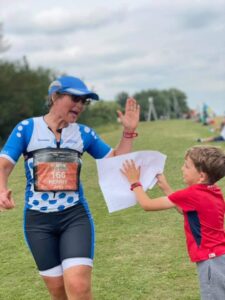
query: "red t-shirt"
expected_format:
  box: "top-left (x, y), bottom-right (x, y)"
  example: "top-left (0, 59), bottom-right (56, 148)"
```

top-left (168, 184), bottom-right (225, 262)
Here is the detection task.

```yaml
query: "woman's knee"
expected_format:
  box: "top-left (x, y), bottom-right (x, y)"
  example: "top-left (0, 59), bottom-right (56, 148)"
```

top-left (64, 266), bottom-right (92, 297)
top-left (42, 275), bottom-right (67, 300)
top-left (68, 277), bottom-right (91, 295)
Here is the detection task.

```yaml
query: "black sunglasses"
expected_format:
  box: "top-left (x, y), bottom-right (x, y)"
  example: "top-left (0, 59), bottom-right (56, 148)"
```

top-left (57, 93), bottom-right (91, 105)
top-left (71, 95), bottom-right (91, 105)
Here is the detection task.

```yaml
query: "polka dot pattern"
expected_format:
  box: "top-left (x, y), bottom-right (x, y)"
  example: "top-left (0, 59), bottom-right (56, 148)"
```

top-left (40, 207), bottom-right (48, 211)
top-left (13, 117), bottom-right (110, 213)
top-left (33, 200), bottom-right (39, 206)
top-left (84, 126), bottom-right (91, 133)
top-left (58, 205), bottom-right (65, 211)
top-left (16, 120), bottom-right (30, 139)
top-left (59, 193), bottom-right (66, 198)
top-left (41, 193), bottom-right (49, 201)
top-left (49, 200), bottom-right (57, 205)
top-left (67, 196), bottom-right (74, 203)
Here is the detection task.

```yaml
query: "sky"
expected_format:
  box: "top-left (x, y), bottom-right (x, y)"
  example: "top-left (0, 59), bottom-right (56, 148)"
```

top-left (0, 0), bottom-right (225, 115)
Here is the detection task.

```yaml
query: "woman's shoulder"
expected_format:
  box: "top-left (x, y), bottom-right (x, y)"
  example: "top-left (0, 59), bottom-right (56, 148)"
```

top-left (18, 116), bottom-right (42, 126)
top-left (13, 118), bottom-right (35, 131)
top-left (75, 123), bottom-right (95, 133)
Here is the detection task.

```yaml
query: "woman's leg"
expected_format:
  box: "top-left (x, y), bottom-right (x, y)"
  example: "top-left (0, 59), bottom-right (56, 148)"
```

top-left (25, 205), bottom-right (94, 299)
top-left (63, 265), bottom-right (92, 300)
top-left (42, 275), bottom-right (67, 300)
top-left (59, 203), bottom-right (95, 300)
top-left (25, 209), bottom-right (66, 299)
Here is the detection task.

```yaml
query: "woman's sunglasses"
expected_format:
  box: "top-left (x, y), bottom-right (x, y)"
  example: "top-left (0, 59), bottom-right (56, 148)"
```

top-left (71, 95), bottom-right (91, 105)
top-left (57, 93), bottom-right (91, 105)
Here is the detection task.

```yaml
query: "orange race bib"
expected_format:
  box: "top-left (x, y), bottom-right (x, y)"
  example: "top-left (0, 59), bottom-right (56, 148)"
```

top-left (33, 148), bottom-right (82, 192)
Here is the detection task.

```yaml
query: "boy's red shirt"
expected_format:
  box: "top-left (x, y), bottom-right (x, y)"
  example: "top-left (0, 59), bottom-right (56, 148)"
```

top-left (169, 184), bottom-right (225, 262)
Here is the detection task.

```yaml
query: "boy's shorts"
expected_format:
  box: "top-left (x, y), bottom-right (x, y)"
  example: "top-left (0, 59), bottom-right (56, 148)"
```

top-left (196, 254), bottom-right (225, 300)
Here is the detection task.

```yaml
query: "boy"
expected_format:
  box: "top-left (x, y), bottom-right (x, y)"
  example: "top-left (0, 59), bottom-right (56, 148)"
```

top-left (121, 146), bottom-right (225, 300)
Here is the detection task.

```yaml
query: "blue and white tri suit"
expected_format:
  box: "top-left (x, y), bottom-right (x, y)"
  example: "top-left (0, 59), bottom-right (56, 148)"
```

top-left (0, 116), bottom-right (112, 276)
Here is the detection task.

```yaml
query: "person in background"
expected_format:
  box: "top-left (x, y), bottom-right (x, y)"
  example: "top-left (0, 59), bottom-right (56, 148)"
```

top-left (0, 75), bottom-right (140, 300)
top-left (121, 145), bottom-right (225, 300)
top-left (197, 117), bottom-right (225, 143)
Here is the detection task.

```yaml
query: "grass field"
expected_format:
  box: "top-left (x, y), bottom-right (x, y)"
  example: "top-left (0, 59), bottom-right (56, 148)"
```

top-left (1, 119), bottom-right (225, 300)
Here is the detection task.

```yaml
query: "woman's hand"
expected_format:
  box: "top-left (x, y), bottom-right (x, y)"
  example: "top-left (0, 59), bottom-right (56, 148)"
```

top-left (0, 190), bottom-right (15, 211)
top-left (117, 98), bottom-right (140, 132)
top-left (121, 160), bottom-right (141, 184)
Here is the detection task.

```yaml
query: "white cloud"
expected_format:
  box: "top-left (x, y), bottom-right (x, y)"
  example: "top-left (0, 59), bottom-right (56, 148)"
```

top-left (0, 0), bottom-right (224, 114)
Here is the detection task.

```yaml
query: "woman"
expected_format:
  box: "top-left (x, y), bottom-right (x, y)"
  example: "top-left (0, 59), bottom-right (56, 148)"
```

top-left (0, 75), bottom-right (140, 300)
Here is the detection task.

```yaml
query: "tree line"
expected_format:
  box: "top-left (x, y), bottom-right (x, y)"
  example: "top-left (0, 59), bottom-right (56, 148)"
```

top-left (0, 25), bottom-right (189, 144)
top-left (0, 59), bottom-right (190, 144)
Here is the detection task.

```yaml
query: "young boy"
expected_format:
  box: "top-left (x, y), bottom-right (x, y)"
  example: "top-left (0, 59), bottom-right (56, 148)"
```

top-left (121, 146), bottom-right (225, 300)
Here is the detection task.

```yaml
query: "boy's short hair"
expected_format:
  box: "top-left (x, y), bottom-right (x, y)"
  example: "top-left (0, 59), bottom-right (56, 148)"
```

top-left (185, 146), bottom-right (225, 184)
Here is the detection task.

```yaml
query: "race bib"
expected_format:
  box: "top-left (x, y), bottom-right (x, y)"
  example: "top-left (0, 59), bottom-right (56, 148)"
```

top-left (33, 148), bottom-right (81, 192)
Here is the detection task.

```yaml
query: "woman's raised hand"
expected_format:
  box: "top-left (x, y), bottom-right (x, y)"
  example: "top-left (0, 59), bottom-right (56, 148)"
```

top-left (117, 98), bottom-right (140, 132)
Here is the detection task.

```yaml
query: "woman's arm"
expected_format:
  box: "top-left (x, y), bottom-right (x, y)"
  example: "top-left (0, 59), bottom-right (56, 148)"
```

top-left (108, 98), bottom-right (140, 157)
top-left (0, 158), bottom-right (15, 211)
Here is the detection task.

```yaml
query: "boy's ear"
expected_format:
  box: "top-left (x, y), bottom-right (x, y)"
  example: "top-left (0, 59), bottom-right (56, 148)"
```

top-left (199, 172), bottom-right (208, 183)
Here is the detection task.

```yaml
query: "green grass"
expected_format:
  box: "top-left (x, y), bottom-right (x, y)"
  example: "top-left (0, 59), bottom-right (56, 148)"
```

top-left (1, 119), bottom-right (225, 300)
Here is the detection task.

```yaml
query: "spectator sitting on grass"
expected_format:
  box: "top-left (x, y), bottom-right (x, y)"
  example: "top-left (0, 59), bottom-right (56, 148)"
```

top-left (197, 117), bottom-right (225, 143)
top-left (121, 146), bottom-right (225, 300)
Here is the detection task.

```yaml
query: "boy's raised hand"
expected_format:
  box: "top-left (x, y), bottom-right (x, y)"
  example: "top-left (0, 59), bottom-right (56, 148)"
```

top-left (156, 174), bottom-right (173, 196)
top-left (121, 160), bottom-right (141, 184)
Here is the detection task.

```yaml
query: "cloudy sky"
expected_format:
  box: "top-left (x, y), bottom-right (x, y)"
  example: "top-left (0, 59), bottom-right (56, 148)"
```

top-left (0, 0), bottom-right (224, 114)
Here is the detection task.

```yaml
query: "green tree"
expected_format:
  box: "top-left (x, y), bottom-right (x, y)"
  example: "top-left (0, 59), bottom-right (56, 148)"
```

top-left (115, 91), bottom-right (129, 109)
top-left (167, 88), bottom-right (189, 117)
top-left (133, 88), bottom-right (189, 121)
top-left (78, 101), bottom-right (121, 127)
top-left (0, 58), bottom-right (55, 143)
